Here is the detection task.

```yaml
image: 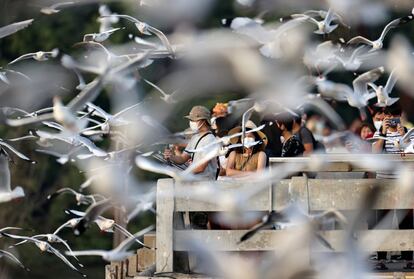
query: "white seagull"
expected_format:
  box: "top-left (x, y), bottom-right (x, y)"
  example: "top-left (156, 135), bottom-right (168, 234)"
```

top-left (100, 14), bottom-right (174, 57)
top-left (9, 48), bottom-right (59, 65)
top-left (284, 8), bottom-right (341, 35)
top-left (67, 225), bottom-right (154, 262)
top-left (83, 27), bottom-right (122, 43)
top-left (347, 15), bottom-right (414, 51)
top-left (0, 151), bottom-right (25, 203)
top-left (1, 232), bottom-right (86, 277)
top-left (143, 79), bottom-right (179, 104)
top-left (368, 69), bottom-right (399, 107)
top-left (40, 2), bottom-right (75, 15)
top-left (97, 5), bottom-right (119, 33)
top-left (48, 188), bottom-right (106, 205)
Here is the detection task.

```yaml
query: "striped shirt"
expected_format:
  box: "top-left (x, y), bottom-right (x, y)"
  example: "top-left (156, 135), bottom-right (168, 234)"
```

top-left (372, 129), bottom-right (414, 178)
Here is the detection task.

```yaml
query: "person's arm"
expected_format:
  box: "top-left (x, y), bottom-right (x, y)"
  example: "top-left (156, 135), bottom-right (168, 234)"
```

top-left (300, 129), bottom-right (314, 155)
top-left (191, 160), bottom-right (210, 174)
top-left (372, 120), bottom-right (389, 153)
top-left (257, 151), bottom-right (267, 170)
top-left (164, 148), bottom-right (191, 164)
top-left (226, 151), bottom-right (251, 177)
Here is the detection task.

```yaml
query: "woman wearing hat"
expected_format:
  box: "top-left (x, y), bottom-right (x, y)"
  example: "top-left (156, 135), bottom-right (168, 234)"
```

top-left (226, 121), bottom-right (268, 177)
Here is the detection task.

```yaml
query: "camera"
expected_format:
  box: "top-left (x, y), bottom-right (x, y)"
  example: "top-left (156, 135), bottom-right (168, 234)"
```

top-left (388, 118), bottom-right (400, 128)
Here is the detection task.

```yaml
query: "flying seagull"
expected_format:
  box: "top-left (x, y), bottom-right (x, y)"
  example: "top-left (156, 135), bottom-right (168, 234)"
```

top-left (368, 69), bottom-right (399, 107)
top-left (0, 150), bottom-right (25, 203)
top-left (347, 15), bottom-right (414, 51)
top-left (40, 2), bottom-right (75, 15)
top-left (9, 48), bottom-right (59, 65)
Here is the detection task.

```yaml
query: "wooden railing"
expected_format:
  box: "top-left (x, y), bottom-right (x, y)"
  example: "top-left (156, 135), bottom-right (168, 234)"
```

top-left (156, 154), bottom-right (414, 274)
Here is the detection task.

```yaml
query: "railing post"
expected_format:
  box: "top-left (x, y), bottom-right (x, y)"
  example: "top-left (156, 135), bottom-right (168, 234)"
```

top-left (156, 178), bottom-right (175, 273)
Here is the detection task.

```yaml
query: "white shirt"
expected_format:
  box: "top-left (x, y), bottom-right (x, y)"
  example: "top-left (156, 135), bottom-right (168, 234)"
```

top-left (185, 132), bottom-right (218, 180)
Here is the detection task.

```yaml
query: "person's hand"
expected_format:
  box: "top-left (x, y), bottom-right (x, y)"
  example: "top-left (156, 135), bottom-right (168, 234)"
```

top-left (382, 117), bottom-right (390, 134)
top-left (163, 148), bottom-right (173, 160)
top-left (397, 124), bottom-right (405, 136)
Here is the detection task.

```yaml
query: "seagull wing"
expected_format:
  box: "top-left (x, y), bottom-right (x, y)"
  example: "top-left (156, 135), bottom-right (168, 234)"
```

top-left (76, 136), bottom-right (107, 157)
top-left (50, 2), bottom-right (75, 9)
top-left (8, 53), bottom-right (36, 65)
top-left (401, 128), bottom-right (414, 145)
top-left (143, 79), bottom-right (168, 98)
top-left (135, 156), bottom-right (179, 179)
top-left (0, 140), bottom-right (33, 163)
top-left (113, 223), bottom-right (151, 249)
top-left (53, 218), bottom-right (79, 235)
top-left (113, 225), bottom-right (154, 253)
top-left (0, 153), bottom-right (11, 192)
top-left (0, 19), bottom-right (33, 39)
top-left (48, 187), bottom-right (77, 200)
top-left (6, 112), bottom-right (54, 127)
top-left (379, 16), bottom-right (412, 42)
top-left (67, 78), bottom-right (104, 112)
top-left (86, 103), bottom-right (110, 120)
top-left (46, 243), bottom-right (86, 277)
top-left (324, 8), bottom-right (334, 25)
top-left (353, 67), bottom-right (384, 96)
top-left (347, 36), bottom-right (373, 46)
top-left (0, 249), bottom-right (29, 271)
top-left (384, 69), bottom-right (398, 95)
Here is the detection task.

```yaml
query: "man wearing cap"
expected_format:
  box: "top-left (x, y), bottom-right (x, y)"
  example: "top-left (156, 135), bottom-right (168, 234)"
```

top-left (164, 105), bottom-right (219, 180)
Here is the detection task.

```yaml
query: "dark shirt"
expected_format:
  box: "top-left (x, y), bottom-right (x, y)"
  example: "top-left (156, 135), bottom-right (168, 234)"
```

top-left (295, 126), bottom-right (317, 148)
top-left (260, 120), bottom-right (282, 157)
top-left (281, 135), bottom-right (304, 157)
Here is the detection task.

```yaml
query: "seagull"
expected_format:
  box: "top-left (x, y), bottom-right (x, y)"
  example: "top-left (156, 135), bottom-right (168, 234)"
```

top-left (143, 79), bottom-right (179, 104)
top-left (97, 5), bottom-right (119, 33)
top-left (67, 225), bottom-right (154, 262)
top-left (40, 2), bottom-right (75, 15)
top-left (100, 14), bottom-right (174, 57)
top-left (83, 27), bottom-right (122, 43)
top-left (48, 188), bottom-right (106, 205)
top-left (67, 209), bottom-right (152, 249)
top-left (0, 68), bottom-right (32, 85)
top-left (284, 8), bottom-right (340, 35)
top-left (1, 233), bottom-right (86, 277)
top-left (333, 45), bottom-right (378, 72)
top-left (72, 199), bottom-right (113, 235)
top-left (0, 19), bottom-right (33, 39)
top-left (10, 233), bottom-right (82, 264)
top-left (0, 140), bottom-right (35, 163)
top-left (369, 128), bottom-right (414, 151)
top-left (9, 48), bottom-right (59, 65)
top-left (301, 9), bottom-right (350, 29)
top-left (239, 205), bottom-right (347, 248)
top-left (0, 249), bottom-right (30, 271)
top-left (0, 150), bottom-right (25, 203)
top-left (316, 67), bottom-right (384, 109)
top-left (347, 15), bottom-right (414, 51)
top-left (368, 69), bottom-right (399, 107)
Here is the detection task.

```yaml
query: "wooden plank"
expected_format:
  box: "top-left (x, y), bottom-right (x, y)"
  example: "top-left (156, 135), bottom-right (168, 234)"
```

top-left (138, 248), bottom-right (156, 272)
top-left (144, 232), bottom-right (156, 248)
top-left (156, 179), bottom-right (174, 273)
top-left (127, 255), bottom-right (138, 277)
top-left (174, 229), bottom-right (414, 252)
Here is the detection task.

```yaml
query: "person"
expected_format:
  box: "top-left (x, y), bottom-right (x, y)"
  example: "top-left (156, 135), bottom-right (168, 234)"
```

top-left (225, 120), bottom-right (268, 177)
top-left (359, 122), bottom-right (375, 140)
top-left (371, 103), bottom-right (414, 270)
top-left (260, 115), bottom-right (283, 158)
top-left (164, 105), bottom-right (219, 180)
top-left (292, 113), bottom-right (319, 155)
top-left (275, 113), bottom-right (304, 157)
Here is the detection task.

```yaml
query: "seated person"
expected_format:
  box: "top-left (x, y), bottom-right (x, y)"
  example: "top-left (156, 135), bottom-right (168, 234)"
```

top-left (225, 120), bottom-right (268, 177)
top-left (275, 113), bottom-right (304, 157)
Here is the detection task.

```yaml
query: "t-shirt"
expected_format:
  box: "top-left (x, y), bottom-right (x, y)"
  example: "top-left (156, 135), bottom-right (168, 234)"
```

top-left (281, 135), bottom-right (304, 157)
top-left (372, 129), bottom-right (414, 178)
top-left (185, 132), bottom-right (218, 180)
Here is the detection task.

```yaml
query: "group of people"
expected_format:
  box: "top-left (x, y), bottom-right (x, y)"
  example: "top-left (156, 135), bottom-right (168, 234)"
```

top-left (163, 102), bottom-right (413, 180)
top-left (162, 101), bottom-right (414, 269)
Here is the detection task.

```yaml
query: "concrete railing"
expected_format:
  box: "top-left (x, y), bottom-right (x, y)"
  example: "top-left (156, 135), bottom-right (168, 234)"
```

top-left (156, 154), bottom-right (414, 273)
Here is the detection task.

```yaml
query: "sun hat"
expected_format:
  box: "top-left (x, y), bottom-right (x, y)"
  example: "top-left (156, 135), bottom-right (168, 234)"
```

top-left (184, 106), bottom-right (211, 125)
top-left (228, 120), bottom-right (268, 148)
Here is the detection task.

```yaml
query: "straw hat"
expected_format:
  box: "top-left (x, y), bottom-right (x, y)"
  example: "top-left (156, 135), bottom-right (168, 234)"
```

top-left (228, 120), bottom-right (268, 148)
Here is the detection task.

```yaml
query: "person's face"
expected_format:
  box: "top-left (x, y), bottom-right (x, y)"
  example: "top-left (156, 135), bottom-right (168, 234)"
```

top-left (373, 111), bottom-right (384, 121)
top-left (360, 126), bottom-right (374, 140)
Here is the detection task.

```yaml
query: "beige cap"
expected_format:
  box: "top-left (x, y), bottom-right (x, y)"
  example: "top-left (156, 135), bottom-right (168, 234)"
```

top-left (228, 120), bottom-right (268, 149)
top-left (185, 106), bottom-right (211, 124)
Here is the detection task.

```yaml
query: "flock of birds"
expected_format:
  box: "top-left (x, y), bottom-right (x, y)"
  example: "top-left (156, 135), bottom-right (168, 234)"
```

top-left (0, 0), bottom-right (414, 278)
